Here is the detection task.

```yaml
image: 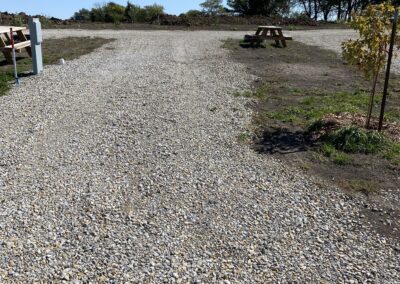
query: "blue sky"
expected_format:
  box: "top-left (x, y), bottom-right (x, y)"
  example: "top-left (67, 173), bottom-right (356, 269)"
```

top-left (1, 0), bottom-right (228, 19)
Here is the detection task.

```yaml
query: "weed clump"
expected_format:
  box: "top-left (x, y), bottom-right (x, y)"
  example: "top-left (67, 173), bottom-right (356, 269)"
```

top-left (328, 126), bottom-right (387, 154)
top-left (320, 144), bottom-right (351, 165)
top-left (315, 125), bottom-right (400, 164)
top-left (0, 74), bottom-right (11, 97)
top-left (345, 180), bottom-right (380, 194)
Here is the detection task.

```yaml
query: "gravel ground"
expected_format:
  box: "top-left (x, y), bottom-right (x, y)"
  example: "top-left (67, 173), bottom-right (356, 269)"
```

top-left (289, 29), bottom-right (400, 74)
top-left (0, 29), bottom-right (399, 282)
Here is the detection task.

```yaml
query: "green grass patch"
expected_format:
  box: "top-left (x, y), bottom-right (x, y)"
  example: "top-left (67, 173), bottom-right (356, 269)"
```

top-left (383, 142), bottom-right (400, 165)
top-left (237, 132), bottom-right (251, 143)
top-left (267, 91), bottom-right (374, 126)
top-left (233, 84), bottom-right (270, 99)
top-left (328, 126), bottom-right (387, 154)
top-left (318, 125), bottom-right (400, 164)
top-left (345, 180), bottom-right (380, 194)
top-left (320, 143), bottom-right (351, 165)
top-left (0, 74), bottom-right (12, 97)
top-left (385, 109), bottom-right (400, 122)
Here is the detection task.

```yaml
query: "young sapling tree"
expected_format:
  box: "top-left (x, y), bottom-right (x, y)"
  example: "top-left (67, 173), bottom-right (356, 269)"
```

top-left (342, 3), bottom-right (399, 129)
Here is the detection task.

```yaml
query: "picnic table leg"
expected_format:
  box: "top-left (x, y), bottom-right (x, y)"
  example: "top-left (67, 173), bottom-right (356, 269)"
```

top-left (277, 29), bottom-right (287, 48)
top-left (2, 51), bottom-right (13, 64)
top-left (4, 33), bottom-right (11, 45)
top-left (257, 28), bottom-right (269, 46)
top-left (0, 35), bottom-right (13, 63)
top-left (255, 28), bottom-right (262, 35)
top-left (16, 30), bottom-right (32, 57)
top-left (271, 29), bottom-right (281, 47)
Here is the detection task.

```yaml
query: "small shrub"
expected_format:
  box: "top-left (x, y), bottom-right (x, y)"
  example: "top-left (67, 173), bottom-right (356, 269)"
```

top-left (329, 126), bottom-right (387, 154)
top-left (321, 144), bottom-right (350, 165)
top-left (10, 15), bottom-right (24, 26)
top-left (186, 10), bottom-right (203, 17)
top-left (38, 16), bottom-right (53, 28)
top-left (307, 119), bottom-right (327, 133)
top-left (333, 152), bottom-right (351, 165)
top-left (321, 143), bottom-right (336, 157)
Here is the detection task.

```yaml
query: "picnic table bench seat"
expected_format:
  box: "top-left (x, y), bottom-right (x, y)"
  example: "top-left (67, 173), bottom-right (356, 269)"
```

top-left (0, 40), bottom-right (31, 51)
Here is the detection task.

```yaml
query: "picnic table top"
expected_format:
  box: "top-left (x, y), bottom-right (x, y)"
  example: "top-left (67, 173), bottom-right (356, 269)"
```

top-left (258, 26), bottom-right (282, 29)
top-left (0, 26), bottom-right (27, 34)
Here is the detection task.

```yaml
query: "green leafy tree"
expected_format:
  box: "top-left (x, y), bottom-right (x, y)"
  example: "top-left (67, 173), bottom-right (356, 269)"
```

top-left (73, 8), bottom-right (91, 21)
top-left (342, 3), bottom-right (397, 128)
top-left (125, 1), bottom-right (142, 23)
top-left (227, 0), bottom-right (290, 16)
top-left (227, 0), bottom-right (249, 14)
top-left (186, 9), bottom-right (204, 17)
top-left (90, 3), bottom-right (106, 22)
top-left (135, 8), bottom-right (148, 22)
top-left (104, 2), bottom-right (125, 23)
top-left (200, 0), bottom-right (224, 15)
top-left (10, 15), bottom-right (25, 26)
top-left (144, 4), bottom-right (164, 24)
top-left (71, 1), bottom-right (167, 24)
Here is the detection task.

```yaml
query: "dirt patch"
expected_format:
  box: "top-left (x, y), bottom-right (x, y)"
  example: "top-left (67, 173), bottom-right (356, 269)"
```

top-left (224, 38), bottom-right (400, 241)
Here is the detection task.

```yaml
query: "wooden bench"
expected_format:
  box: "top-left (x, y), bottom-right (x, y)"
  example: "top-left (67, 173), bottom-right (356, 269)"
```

top-left (0, 40), bottom-right (31, 52)
top-left (0, 26), bottom-right (32, 63)
top-left (244, 26), bottom-right (292, 47)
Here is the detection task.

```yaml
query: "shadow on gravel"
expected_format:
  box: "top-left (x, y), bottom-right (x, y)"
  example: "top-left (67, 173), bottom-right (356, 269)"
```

top-left (239, 43), bottom-right (284, 49)
top-left (239, 43), bottom-right (266, 49)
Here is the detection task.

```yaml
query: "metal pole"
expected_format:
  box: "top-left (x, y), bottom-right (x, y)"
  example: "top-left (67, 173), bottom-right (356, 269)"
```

top-left (10, 28), bottom-right (20, 85)
top-left (378, 8), bottom-right (398, 131)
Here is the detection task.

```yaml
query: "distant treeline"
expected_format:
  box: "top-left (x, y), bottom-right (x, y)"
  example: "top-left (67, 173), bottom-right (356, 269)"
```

top-left (72, 0), bottom-right (393, 23)
top-left (72, 2), bottom-right (165, 24)
top-left (0, 11), bottom-right (60, 27)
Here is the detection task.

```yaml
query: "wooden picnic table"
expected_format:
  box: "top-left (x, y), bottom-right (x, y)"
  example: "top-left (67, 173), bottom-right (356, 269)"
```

top-left (0, 26), bottom-right (32, 63)
top-left (245, 25), bottom-right (292, 47)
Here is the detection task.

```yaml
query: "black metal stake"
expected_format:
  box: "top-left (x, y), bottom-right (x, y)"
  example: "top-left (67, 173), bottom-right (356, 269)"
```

top-left (378, 8), bottom-right (398, 131)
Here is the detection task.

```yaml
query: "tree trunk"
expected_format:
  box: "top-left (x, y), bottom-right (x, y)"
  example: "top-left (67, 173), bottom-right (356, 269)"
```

top-left (324, 11), bottom-right (329, 21)
top-left (314, 0), bottom-right (318, 20)
top-left (346, 0), bottom-right (352, 21)
top-left (338, 1), bottom-right (342, 20)
top-left (365, 72), bottom-right (379, 129)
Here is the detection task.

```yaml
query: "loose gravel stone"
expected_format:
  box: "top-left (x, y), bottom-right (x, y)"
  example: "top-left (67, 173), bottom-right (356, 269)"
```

top-left (0, 29), bottom-right (398, 282)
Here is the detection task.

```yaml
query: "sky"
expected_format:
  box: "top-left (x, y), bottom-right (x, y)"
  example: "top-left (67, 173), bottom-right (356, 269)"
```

top-left (1, 0), bottom-right (228, 20)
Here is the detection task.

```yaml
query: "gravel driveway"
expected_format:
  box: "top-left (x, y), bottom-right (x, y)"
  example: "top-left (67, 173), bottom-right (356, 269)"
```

top-left (0, 29), bottom-right (399, 282)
